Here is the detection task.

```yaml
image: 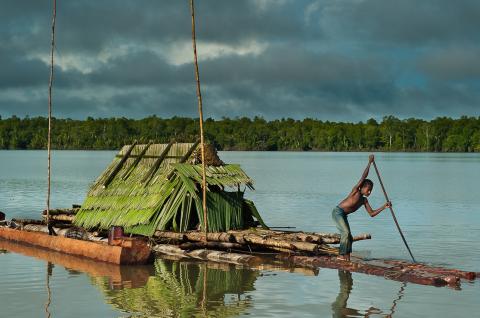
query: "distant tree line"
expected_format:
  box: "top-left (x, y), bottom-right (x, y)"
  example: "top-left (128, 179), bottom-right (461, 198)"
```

top-left (0, 115), bottom-right (479, 152)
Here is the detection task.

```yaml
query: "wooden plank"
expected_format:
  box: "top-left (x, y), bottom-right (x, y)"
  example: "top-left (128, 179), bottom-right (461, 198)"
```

top-left (103, 141), bottom-right (137, 188)
top-left (141, 141), bottom-right (175, 184)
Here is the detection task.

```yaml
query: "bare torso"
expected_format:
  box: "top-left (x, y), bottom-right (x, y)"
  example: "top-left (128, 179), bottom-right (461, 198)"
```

top-left (338, 190), bottom-right (365, 214)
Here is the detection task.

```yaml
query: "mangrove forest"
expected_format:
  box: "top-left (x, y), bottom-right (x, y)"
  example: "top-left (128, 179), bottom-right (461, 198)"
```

top-left (0, 115), bottom-right (479, 152)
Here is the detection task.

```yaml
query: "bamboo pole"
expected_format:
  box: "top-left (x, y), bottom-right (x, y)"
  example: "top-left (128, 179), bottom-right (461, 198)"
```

top-left (372, 161), bottom-right (416, 263)
top-left (190, 0), bottom-right (208, 238)
top-left (46, 0), bottom-right (57, 230)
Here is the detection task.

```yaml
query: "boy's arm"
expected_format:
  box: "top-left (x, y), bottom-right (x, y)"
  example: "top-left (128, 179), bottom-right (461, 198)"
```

top-left (364, 198), bottom-right (392, 217)
top-left (351, 154), bottom-right (374, 192)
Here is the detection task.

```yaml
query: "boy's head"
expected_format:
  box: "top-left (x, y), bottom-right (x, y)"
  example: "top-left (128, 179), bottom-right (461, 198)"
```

top-left (360, 179), bottom-right (373, 196)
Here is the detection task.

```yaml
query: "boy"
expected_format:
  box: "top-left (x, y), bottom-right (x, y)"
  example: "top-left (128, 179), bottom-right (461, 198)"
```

top-left (333, 154), bottom-right (391, 261)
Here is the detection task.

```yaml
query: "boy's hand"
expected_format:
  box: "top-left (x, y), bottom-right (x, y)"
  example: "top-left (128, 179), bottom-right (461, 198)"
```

top-left (385, 201), bottom-right (392, 209)
top-left (369, 154), bottom-right (375, 163)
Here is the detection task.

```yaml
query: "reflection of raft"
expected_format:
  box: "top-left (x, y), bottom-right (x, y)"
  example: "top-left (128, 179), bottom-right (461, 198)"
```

top-left (0, 227), bottom-right (151, 265)
top-left (0, 238), bottom-right (154, 288)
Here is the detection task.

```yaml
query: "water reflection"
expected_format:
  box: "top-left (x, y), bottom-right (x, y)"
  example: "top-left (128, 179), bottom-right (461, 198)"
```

top-left (332, 270), bottom-right (362, 317)
top-left (332, 270), bottom-right (407, 318)
top-left (1, 238), bottom-right (411, 318)
top-left (45, 262), bottom-right (53, 318)
top-left (94, 259), bottom-right (258, 317)
top-left (386, 282), bottom-right (407, 318)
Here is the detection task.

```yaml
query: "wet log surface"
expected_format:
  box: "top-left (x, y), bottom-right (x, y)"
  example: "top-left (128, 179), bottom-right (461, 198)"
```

top-left (279, 254), bottom-right (477, 288)
top-left (152, 244), bottom-right (260, 265)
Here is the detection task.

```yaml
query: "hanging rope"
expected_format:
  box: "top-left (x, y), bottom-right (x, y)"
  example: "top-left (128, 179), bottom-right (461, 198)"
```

top-left (190, 0), bottom-right (208, 238)
top-left (46, 0), bottom-right (56, 230)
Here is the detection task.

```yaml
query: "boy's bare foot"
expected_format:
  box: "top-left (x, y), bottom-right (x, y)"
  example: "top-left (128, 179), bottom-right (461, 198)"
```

top-left (336, 256), bottom-right (348, 261)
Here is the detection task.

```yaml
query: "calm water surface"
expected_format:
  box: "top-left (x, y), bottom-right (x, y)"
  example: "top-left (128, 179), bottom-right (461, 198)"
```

top-left (0, 151), bottom-right (479, 317)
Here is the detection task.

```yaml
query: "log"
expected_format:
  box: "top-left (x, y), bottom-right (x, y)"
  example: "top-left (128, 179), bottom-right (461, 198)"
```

top-left (12, 218), bottom-right (44, 225)
top-left (153, 231), bottom-right (235, 243)
top-left (240, 233), bottom-right (320, 253)
top-left (42, 208), bottom-right (78, 216)
top-left (42, 214), bottom-right (74, 222)
top-left (22, 224), bottom-right (101, 242)
top-left (152, 244), bottom-right (188, 257)
top-left (188, 249), bottom-right (259, 264)
top-left (279, 255), bottom-right (462, 288)
top-left (320, 233), bottom-right (372, 244)
top-left (153, 231), bottom-right (187, 241)
top-left (228, 229), bottom-right (371, 245)
top-left (185, 232), bottom-right (235, 243)
top-left (153, 244), bottom-right (259, 265)
top-left (382, 259), bottom-right (477, 281)
top-left (179, 242), bottom-right (245, 250)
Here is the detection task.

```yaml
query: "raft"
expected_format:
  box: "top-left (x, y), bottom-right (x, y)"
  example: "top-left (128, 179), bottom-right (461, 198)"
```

top-left (0, 226), bottom-right (151, 265)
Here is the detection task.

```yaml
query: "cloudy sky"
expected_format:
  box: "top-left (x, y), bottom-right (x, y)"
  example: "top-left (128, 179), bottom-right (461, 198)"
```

top-left (1, 0), bottom-right (479, 121)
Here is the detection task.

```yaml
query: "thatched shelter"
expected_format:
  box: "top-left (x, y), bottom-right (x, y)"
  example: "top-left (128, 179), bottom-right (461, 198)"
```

top-left (74, 142), bottom-right (267, 236)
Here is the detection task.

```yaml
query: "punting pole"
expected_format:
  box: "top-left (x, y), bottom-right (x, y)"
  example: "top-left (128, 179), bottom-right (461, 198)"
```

top-left (46, 0), bottom-right (57, 230)
top-left (372, 161), bottom-right (416, 263)
top-left (190, 0), bottom-right (208, 239)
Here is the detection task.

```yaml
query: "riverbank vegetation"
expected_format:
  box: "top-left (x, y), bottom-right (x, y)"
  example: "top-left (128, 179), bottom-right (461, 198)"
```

top-left (0, 115), bottom-right (479, 152)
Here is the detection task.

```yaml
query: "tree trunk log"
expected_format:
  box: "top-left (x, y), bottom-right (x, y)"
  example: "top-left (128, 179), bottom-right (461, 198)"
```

top-left (153, 244), bottom-right (259, 265)
top-left (179, 242), bottom-right (244, 250)
top-left (185, 232), bottom-right (235, 243)
top-left (240, 233), bottom-right (320, 253)
top-left (153, 231), bottom-right (187, 241)
top-left (42, 214), bottom-right (74, 222)
top-left (278, 254), bottom-right (462, 287)
top-left (320, 233), bottom-right (371, 244)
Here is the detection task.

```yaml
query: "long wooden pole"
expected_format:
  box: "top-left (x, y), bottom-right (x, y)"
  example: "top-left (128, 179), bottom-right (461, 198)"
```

top-left (190, 0), bottom-right (208, 237)
top-left (372, 161), bottom-right (416, 263)
top-left (46, 0), bottom-right (57, 228)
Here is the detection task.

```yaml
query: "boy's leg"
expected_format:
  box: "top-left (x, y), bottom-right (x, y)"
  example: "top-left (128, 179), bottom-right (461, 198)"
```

top-left (332, 208), bottom-right (352, 259)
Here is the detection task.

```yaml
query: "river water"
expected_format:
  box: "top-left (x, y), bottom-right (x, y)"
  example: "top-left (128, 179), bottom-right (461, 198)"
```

top-left (0, 151), bottom-right (478, 317)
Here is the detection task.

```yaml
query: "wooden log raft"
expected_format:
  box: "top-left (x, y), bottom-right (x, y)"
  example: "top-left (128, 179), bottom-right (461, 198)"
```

top-left (154, 230), bottom-right (365, 254)
top-left (278, 254), bottom-right (470, 287)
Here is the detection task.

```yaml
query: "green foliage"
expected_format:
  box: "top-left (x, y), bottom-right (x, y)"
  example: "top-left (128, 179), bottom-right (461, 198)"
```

top-left (1, 115), bottom-right (480, 152)
top-left (74, 143), bottom-right (265, 235)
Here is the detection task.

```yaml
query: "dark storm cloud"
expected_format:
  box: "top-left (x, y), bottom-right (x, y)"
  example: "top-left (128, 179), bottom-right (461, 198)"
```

top-left (418, 47), bottom-right (480, 81)
top-left (0, 1), bottom-right (479, 121)
top-left (323, 0), bottom-right (480, 45)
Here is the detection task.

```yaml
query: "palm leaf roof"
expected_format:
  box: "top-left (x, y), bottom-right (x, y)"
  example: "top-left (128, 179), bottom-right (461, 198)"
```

top-left (74, 142), bottom-right (264, 235)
